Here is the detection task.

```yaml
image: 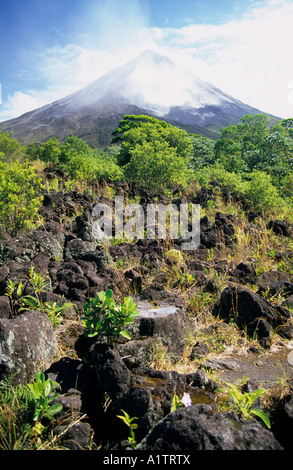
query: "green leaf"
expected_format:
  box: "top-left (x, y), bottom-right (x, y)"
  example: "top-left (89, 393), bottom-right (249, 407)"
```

top-left (250, 409), bottom-right (271, 429)
top-left (227, 383), bottom-right (242, 401)
top-left (48, 403), bottom-right (63, 417)
top-left (120, 330), bottom-right (131, 340)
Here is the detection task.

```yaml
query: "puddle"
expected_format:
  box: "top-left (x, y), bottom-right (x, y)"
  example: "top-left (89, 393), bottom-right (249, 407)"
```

top-left (137, 301), bottom-right (178, 318)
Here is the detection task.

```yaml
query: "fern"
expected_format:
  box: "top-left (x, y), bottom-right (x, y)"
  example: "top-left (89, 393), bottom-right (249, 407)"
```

top-left (0, 375), bottom-right (33, 407)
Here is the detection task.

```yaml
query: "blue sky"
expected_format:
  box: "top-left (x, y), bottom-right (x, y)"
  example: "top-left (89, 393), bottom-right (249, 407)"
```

top-left (1, 0), bottom-right (293, 121)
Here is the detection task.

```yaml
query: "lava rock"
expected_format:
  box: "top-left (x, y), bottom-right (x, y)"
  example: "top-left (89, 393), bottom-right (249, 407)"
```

top-left (0, 310), bottom-right (57, 385)
top-left (137, 404), bottom-right (283, 450)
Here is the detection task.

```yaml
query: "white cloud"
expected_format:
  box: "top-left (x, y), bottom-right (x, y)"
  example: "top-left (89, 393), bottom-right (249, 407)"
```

top-left (160, 0), bottom-right (293, 117)
top-left (0, 91), bottom-right (48, 122)
top-left (1, 0), bottom-right (293, 121)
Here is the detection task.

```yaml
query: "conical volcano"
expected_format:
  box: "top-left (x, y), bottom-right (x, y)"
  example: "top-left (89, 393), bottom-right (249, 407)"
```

top-left (0, 50), bottom-right (266, 146)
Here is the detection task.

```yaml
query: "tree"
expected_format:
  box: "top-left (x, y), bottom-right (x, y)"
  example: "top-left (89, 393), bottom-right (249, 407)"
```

top-left (0, 130), bottom-right (24, 162)
top-left (188, 134), bottom-right (215, 169)
top-left (112, 115), bottom-right (192, 191)
top-left (0, 161), bottom-right (43, 235)
top-left (124, 139), bottom-right (189, 192)
top-left (26, 138), bottom-right (61, 164)
top-left (214, 114), bottom-right (271, 172)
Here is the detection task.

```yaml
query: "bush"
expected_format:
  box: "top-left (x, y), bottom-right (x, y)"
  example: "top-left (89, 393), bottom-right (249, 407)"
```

top-left (0, 131), bottom-right (25, 162)
top-left (113, 115), bottom-right (192, 192)
top-left (244, 170), bottom-right (283, 212)
top-left (0, 161), bottom-right (43, 235)
top-left (124, 139), bottom-right (189, 192)
top-left (63, 152), bottom-right (123, 183)
top-left (194, 163), bottom-right (248, 195)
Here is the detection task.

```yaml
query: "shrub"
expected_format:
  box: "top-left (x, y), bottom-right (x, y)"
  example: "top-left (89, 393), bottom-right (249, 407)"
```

top-left (244, 170), bottom-right (284, 212)
top-left (0, 130), bottom-right (25, 162)
top-left (0, 161), bottom-right (43, 236)
top-left (113, 115), bottom-right (192, 192)
top-left (124, 139), bottom-right (189, 192)
top-left (82, 289), bottom-right (139, 341)
top-left (194, 163), bottom-right (248, 195)
top-left (63, 152), bottom-right (123, 183)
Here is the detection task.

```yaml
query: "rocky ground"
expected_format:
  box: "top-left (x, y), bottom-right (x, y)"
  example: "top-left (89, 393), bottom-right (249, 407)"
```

top-left (0, 177), bottom-right (293, 451)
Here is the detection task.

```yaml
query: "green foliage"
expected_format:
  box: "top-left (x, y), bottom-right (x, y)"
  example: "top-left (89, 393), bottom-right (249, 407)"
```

top-left (0, 372), bottom-right (63, 449)
top-left (27, 135), bottom-right (123, 184)
top-left (124, 139), bottom-right (190, 192)
top-left (244, 170), bottom-right (283, 212)
top-left (0, 160), bottom-right (43, 236)
top-left (0, 376), bottom-right (34, 450)
top-left (28, 266), bottom-right (50, 293)
top-left (117, 410), bottom-right (138, 449)
top-left (113, 114), bottom-right (192, 192)
top-left (171, 394), bottom-right (184, 412)
top-left (19, 297), bottom-right (74, 327)
top-left (64, 149), bottom-right (123, 183)
top-left (188, 134), bottom-right (215, 169)
top-left (226, 382), bottom-right (271, 429)
top-left (26, 138), bottom-right (61, 164)
top-left (27, 372), bottom-right (63, 423)
top-left (82, 289), bottom-right (139, 341)
top-left (194, 162), bottom-right (248, 195)
top-left (5, 266), bottom-right (72, 326)
top-left (0, 130), bottom-right (25, 162)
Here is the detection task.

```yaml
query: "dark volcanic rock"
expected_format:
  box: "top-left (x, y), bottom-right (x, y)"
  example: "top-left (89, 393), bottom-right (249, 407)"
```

top-left (214, 286), bottom-right (290, 347)
top-left (137, 404), bottom-right (283, 450)
top-left (0, 310), bottom-right (57, 385)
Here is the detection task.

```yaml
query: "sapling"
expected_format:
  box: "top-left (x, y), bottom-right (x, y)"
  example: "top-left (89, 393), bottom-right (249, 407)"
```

top-left (82, 289), bottom-right (139, 342)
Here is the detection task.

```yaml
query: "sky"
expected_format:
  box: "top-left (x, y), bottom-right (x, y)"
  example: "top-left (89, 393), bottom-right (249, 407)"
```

top-left (0, 0), bottom-right (293, 122)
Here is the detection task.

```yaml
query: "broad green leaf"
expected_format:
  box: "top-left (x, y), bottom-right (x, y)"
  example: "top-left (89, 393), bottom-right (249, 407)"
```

top-left (120, 330), bottom-right (131, 340)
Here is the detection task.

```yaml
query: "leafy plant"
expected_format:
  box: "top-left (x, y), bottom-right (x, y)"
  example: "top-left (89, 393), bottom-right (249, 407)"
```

top-left (19, 297), bottom-right (74, 327)
top-left (0, 160), bottom-right (43, 236)
top-left (226, 382), bottom-right (271, 429)
top-left (82, 289), bottom-right (139, 341)
top-left (27, 372), bottom-right (63, 423)
top-left (171, 394), bottom-right (184, 412)
top-left (117, 410), bottom-right (138, 449)
top-left (0, 377), bottom-right (33, 450)
top-left (0, 372), bottom-right (63, 449)
top-left (5, 279), bottom-right (25, 316)
top-left (28, 266), bottom-right (50, 295)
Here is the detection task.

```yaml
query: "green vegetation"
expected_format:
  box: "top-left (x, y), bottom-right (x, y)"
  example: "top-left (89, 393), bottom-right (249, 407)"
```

top-left (27, 372), bottom-right (63, 424)
top-left (1, 112), bottom-right (293, 223)
top-left (0, 160), bottom-right (43, 236)
top-left (5, 266), bottom-right (74, 327)
top-left (225, 382), bottom-right (271, 429)
top-left (0, 112), bottom-right (293, 447)
top-left (82, 289), bottom-right (139, 341)
top-left (26, 135), bottom-right (123, 185)
top-left (116, 410), bottom-right (138, 449)
top-left (0, 372), bottom-right (63, 450)
top-left (112, 114), bottom-right (192, 192)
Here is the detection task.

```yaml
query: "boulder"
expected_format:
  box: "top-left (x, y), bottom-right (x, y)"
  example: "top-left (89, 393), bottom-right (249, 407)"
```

top-left (0, 310), bottom-right (57, 385)
top-left (128, 300), bottom-right (186, 361)
top-left (137, 404), bottom-right (283, 450)
top-left (90, 343), bottom-right (131, 396)
top-left (0, 296), bottom-right (12, 319)
top-left (267, 220), bottom-right (292, 237)
top-left (214, 286), bottom-right (290, 347)
top-left (230, 262), bottom-right (256, 283)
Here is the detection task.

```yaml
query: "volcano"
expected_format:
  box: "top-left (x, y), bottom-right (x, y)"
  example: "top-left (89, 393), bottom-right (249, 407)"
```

top-left (0, 50), bottom-right (267, 146)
